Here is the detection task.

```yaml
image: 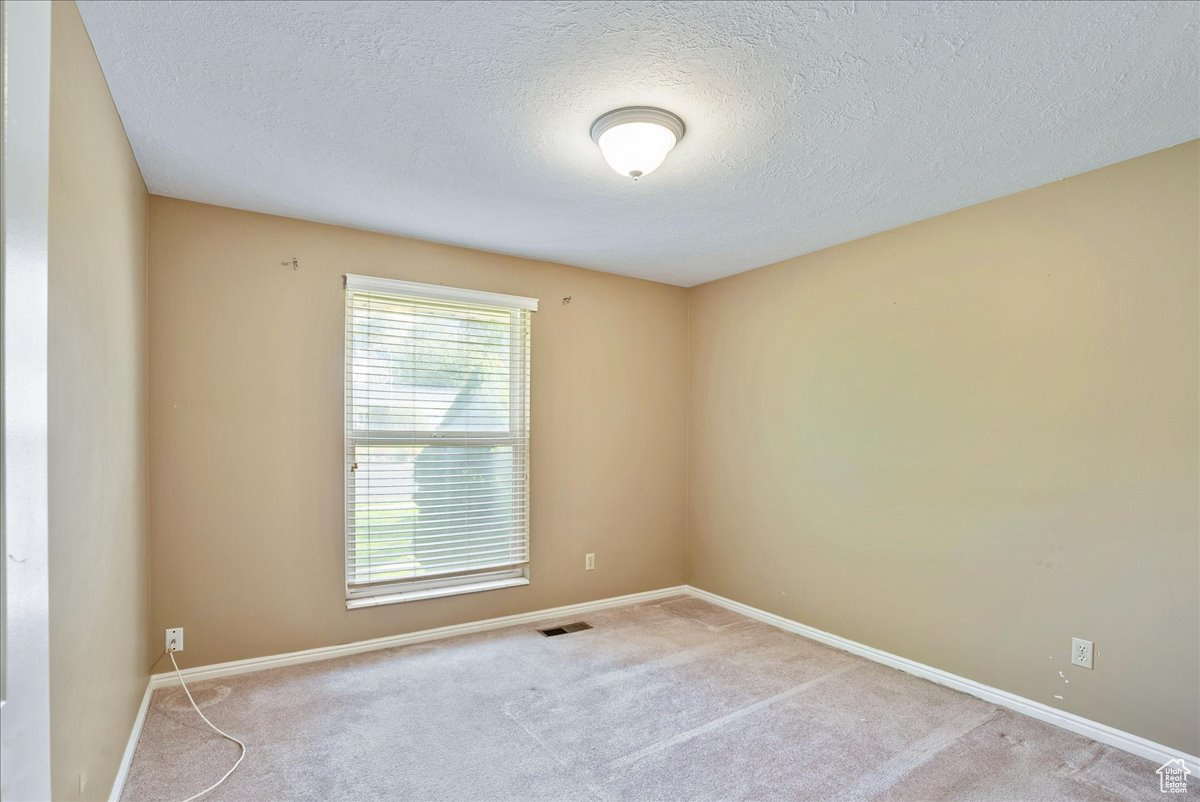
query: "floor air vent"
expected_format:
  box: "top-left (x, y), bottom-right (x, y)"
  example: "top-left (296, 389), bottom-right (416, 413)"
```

top-left (538, 622), bottom-right (593, 637)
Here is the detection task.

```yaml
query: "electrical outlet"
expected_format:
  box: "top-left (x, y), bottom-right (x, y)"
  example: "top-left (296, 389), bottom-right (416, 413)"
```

top-left (166, 627), bottom-right (184, 653)
top-left (1071, 637), bottom-right (1093, 669)
top-left (585, 553), bottom-right (595, 571)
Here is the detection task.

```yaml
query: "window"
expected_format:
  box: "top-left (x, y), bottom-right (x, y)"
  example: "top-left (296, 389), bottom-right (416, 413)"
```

top-left (344, 275), bottom-right (536, 608)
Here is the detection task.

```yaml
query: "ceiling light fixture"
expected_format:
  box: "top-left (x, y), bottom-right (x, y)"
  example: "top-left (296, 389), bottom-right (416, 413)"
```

top-left (590, 106), bottom-right (685, 180)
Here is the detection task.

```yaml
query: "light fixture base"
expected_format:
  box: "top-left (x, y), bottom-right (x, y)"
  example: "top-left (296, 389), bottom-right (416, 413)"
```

top-left (590, 106), bottom-right (686, 145)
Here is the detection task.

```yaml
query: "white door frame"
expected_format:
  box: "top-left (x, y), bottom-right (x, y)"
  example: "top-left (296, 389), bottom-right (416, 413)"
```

top-left (0, 1), bottom-right (53, 799)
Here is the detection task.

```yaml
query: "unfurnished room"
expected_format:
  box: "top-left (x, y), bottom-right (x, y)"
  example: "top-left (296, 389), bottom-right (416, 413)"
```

top-left (1, 1), bottom-right (1198, 801)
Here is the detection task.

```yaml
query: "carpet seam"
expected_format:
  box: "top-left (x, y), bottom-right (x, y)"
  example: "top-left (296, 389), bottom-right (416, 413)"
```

top-left (836, 706), bottom-right (1005, 799)
top-left (605, 662), bottom-right (863, 772)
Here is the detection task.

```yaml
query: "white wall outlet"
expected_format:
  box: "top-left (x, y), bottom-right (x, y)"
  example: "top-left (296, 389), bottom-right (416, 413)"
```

top-left (166, 627), bottom-right (184, 653)
top-left (584, 552), bottom-right (595, 571)
top-left (1071, 637), bottom-right (1093, 669)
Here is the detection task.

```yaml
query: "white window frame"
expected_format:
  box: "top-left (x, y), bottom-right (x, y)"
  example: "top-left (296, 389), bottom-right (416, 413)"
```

top-left (343, 275), bottom-right (536, 609)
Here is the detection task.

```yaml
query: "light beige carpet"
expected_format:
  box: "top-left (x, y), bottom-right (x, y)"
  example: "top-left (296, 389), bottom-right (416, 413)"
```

top-left (121, 597), bottom-right (1193, 801)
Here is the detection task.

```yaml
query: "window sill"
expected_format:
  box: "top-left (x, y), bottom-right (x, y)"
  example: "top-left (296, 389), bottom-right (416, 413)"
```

top-left (346, 576), bottom-right (529, 610)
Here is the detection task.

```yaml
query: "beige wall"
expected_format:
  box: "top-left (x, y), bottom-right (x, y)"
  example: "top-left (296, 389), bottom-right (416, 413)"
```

top-left (38, 3), bottom-right (1197, 784)
top-left (688, 141), bottom-right (1200, 754)
top-left (147, 197), bottom-right (688, 669)
top-left (48, 2), bottom-right (150, 800)
top-left (145, 142), bottom-right (1195, 755)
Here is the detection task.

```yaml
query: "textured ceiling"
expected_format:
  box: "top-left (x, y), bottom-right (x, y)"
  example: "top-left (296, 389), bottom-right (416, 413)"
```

top-left (78, 1), bottom-right (1198, 286)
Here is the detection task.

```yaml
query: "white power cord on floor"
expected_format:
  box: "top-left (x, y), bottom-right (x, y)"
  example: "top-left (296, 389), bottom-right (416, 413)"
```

top-left (169, 649), bottom-right (247, 802)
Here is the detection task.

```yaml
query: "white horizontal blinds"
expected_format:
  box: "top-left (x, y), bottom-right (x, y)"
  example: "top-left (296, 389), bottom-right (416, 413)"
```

top-left (345, 276), bottom-right (534, 596)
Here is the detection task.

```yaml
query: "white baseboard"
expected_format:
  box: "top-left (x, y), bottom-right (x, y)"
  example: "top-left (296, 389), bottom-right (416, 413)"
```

top-left (684, 585), bottom-right (1200, 775)
top-left (119, 580), bottom-right (1196, 798)
top-left (117, 586), bottom-right (685, 799)
top-left (149, 585), bottom-right (687, 689)
top-left (108, 680), bottom-right (152, 802)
